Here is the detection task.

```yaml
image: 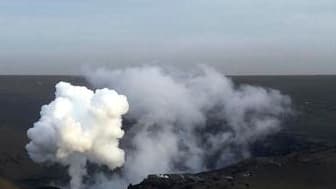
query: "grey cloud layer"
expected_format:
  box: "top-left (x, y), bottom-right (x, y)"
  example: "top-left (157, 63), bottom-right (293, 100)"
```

top-left (0, 0), bottom-right (335, 74)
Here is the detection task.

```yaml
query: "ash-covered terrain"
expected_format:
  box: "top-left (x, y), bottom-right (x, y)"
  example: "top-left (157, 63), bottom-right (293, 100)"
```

top-left (0, 74), bottom-right (336, 189)
top-left (130, 144), bottom-right (336, 189)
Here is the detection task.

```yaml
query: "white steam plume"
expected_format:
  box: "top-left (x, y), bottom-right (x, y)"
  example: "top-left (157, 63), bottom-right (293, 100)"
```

top-left (85, 65), bottom-right (292, 189)
top-left (26, 82), bottom-right (129, 189)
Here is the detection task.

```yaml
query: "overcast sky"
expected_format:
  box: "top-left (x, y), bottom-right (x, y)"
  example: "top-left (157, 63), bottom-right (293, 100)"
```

top-left (0, 0), bottom-right (335, 75)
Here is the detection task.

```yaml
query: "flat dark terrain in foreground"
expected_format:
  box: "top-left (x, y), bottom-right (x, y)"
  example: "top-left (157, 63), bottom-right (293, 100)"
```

top-left (0, 75), bottom-right (335, 189)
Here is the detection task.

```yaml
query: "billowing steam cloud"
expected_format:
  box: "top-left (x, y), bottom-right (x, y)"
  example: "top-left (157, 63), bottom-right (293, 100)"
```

top-left (85, 66), bottom-right (292, 189)
top-left (26, 66), bottom-right (291, 189)
top-left (26, 82), bottom-right (129, 189)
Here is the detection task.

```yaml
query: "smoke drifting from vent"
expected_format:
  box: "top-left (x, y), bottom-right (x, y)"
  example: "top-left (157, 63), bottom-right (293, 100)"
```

top-left (26, 82), bottom-right (129, 189)
top-left (85, 66), bottom-right (292, 189)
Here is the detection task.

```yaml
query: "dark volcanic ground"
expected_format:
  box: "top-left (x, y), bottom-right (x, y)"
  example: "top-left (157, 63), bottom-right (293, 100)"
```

top-left (130, 145), bottom-right (336, 189)
top-left (0, 75), bottom-right (335, 189)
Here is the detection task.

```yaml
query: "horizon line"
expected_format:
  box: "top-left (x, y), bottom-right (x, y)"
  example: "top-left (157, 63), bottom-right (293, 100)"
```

top-left (0, 73), bottom-right (336, 77)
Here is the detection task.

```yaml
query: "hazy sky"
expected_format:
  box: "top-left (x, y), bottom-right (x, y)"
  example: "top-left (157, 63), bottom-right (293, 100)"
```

top-left (0, 0), bottom-right (335, 75)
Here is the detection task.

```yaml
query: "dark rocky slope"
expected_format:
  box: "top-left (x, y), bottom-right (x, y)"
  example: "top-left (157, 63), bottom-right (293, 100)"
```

top-left (129, 146), bottom-right (336, 189)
